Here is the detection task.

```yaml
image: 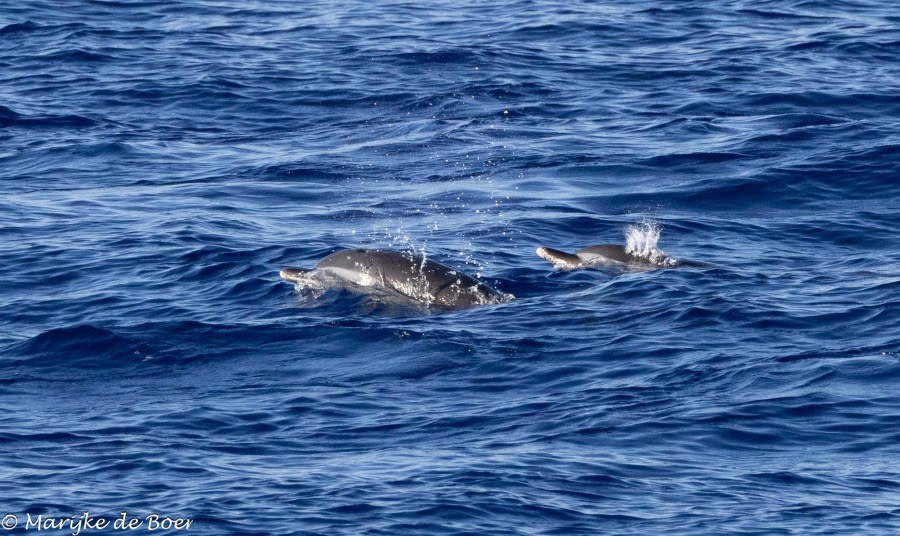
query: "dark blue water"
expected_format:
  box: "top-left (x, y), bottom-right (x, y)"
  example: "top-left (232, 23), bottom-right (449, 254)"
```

top-left (2, 1), bottom-right (899, 534)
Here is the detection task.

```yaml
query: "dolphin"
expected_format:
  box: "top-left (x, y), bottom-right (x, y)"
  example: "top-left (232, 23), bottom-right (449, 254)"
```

top-left (280, 249), bottom-right (510, 308)
top-left (536, 245), bottom-right (704, 270)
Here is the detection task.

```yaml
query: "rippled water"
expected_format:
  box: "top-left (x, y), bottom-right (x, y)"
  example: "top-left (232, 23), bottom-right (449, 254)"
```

top-left (2, 1), bottom-right (899, 534)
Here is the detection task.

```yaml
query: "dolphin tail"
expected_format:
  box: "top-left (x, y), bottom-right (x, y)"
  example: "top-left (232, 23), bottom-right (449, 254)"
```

top-left (536, 247), bottom-right (583, 270)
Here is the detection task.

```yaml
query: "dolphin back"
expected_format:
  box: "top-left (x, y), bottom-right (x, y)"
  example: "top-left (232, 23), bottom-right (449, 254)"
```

top-left (576, 245), bottom-right (634, 264)
top-left (314, 249), bottom-right (505, 308)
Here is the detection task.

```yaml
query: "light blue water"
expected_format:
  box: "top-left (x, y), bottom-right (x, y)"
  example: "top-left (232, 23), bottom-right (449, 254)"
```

top-left (1, 1), bottom-right (899, 534)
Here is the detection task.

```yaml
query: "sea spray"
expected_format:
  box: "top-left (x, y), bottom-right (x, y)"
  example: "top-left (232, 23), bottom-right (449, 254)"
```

top-left (624, 220), bottom-right (677, 266)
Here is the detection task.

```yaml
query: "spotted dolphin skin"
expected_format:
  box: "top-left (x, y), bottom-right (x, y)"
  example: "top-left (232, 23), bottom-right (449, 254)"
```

top-left (536, 245), bottom-right (704, 270)
top-left (280, 249), bottom-right (509, 309)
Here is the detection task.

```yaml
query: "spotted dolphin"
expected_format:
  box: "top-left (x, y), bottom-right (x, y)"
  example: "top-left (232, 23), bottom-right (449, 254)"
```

top-left (536, 245), bottom-right (704, 270)
top-left (280, 249), bottom-right (510, 308)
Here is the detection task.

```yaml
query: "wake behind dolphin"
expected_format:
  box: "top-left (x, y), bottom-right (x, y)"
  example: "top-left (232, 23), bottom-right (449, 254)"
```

top-left (280, 249), bottom-right (511, 309)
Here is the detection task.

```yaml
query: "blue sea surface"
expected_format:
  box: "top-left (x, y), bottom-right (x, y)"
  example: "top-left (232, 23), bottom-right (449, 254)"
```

top-left (1, 1), bottom-right (899, 534)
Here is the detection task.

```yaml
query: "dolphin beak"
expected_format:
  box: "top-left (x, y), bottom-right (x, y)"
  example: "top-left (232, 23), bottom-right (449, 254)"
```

top-left (279, 267), bottom-right (309, 282)
top-left (536, 247), bottom-right (582, 270)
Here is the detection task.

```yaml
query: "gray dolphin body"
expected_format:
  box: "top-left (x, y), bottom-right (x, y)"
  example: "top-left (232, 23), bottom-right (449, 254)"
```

top-left (280, 249), bottom-right (509, 308)
top-left (536, 245), bottom-right (703, 270)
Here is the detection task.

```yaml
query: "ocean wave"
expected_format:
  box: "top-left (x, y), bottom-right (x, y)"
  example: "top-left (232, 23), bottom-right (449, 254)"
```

top-left (2, 0), bottom-right (899, 533)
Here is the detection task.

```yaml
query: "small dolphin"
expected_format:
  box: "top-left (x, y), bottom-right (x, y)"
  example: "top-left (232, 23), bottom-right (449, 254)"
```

top-left (280, 249), bottom-right (510, 309)
top-left (536, 245), bottom-right (703, 270)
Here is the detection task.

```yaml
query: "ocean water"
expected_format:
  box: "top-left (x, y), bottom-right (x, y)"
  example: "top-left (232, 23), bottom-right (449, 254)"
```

top-left (1, 0), bottom-right (899, 534)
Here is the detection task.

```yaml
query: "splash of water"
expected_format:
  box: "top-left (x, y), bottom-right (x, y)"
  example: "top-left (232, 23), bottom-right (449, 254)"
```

top-left (624, 220), bottom-right (676, 266)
